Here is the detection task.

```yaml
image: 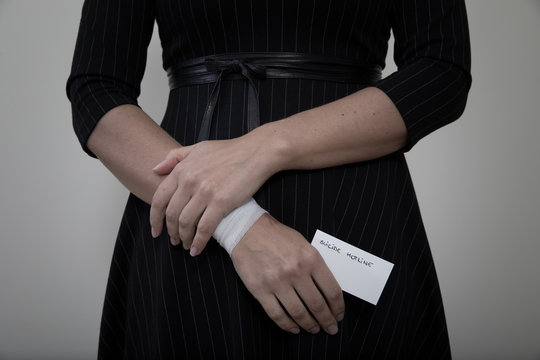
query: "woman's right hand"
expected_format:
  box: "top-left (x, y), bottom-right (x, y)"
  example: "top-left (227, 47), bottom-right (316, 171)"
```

top-left (231, 213), bottom-right (345, 335)
top-left (150, 132), bottom-right (278, 255)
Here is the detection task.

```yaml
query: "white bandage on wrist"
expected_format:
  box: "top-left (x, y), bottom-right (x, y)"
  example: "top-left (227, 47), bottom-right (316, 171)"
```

top-left (212, 198), bottom-right (267, 254)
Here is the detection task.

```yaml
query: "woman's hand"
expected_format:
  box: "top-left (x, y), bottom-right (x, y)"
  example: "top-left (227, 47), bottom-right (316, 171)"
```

top-left (150, 132), bottom-right (279, 256)
top-left (231, 213), bottom-right (345, 335)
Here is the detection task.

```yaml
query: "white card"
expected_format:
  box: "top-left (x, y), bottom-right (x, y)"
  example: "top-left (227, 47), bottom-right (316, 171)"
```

top-left (311, 230), bottom-right (394, 305)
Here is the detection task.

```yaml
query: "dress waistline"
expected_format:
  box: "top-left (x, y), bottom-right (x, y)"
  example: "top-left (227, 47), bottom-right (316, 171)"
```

top-left (166, 52), bottom-right (382, 142)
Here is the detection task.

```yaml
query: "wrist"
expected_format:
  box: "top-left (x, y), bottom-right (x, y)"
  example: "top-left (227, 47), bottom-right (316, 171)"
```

top-left (249, 120), bottom-right (295, 175)
top-left (231, 212), bottom-right (274, 260)
top-left (213, 198), bottom-right (268, 254)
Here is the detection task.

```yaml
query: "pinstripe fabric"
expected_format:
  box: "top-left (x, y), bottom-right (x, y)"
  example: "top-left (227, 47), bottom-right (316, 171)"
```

top-left (67, 0), bottom-right (471, 358)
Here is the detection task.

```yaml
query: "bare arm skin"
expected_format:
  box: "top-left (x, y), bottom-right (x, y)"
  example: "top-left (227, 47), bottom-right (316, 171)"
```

top-left (86, 104), bottom-right (180, 205)
top-left (262, 87), bottom-right (407, 172)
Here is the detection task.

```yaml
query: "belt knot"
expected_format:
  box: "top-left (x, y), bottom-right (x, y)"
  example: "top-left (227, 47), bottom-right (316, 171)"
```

top-left (204, 58), bottom-right (267, 80)
top-left (199, 57), bottom-right (265, 142)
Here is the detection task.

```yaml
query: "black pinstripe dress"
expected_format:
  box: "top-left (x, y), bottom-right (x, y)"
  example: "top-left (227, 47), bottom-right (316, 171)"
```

top-left (67, 0), bottom-right (471, 358)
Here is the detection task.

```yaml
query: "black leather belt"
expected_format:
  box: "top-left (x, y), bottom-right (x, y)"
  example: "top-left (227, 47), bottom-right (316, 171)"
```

top-left (167, 53), bottom-right (382, 142)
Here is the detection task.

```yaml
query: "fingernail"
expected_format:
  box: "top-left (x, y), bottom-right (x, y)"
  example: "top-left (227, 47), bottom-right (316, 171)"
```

top-left (183, 242), bottom-right (190, 250)
top-left (289, 327), bottom-right (300, 334)
top-left (309, 326), bottom-right (320, 334)
top-left (171, 238), bottom-right (179, 246)
top-left (151, 227), bottom-right (157, 238)
top-left (327, 324), bottom-right (338, 335)
top-left (336, 313), bottom-right (344, 321)
top-left (189, 247), bottom-right (198, 257)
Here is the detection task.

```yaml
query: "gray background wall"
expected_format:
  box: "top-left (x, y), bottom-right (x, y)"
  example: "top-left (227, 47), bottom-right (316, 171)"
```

top-left (1, 0), bottom-right (539, 359)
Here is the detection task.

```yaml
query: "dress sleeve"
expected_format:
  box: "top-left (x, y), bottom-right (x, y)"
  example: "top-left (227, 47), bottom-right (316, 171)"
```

top-left (375, 0), bottom-right (472, 151)
top-left (66, 0), bottom-right (155, 157)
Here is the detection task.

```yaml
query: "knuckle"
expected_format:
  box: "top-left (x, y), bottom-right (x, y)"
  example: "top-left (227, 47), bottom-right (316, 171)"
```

top-left (212, 192), bottom-right (228, 207)
top-left (309, 298), bottom-right (327, 314)
top-left (287, 304), bottom-right (305, 319)
top-left (199, 182), bottom-right (213, 196)
top-left (171, 165), bottom-right (184, 177)
top-left (263, 270), bottom-right (282, 286)
top-left (283, 261), bottom-right (302, 277)
top-left (335, 300), bottom-right (346, 313)
top-left (196, 223), bottom-right (212, 237)
top-left (201, 182), bottom-right (221, 201)
top-left (182, 173), bottom-right (196, 187)
top-left (302, 246), bottom-right (320, 264)
top-left (151, 194), bottom-right (165, 209)
top-left (266, 307), bottom-right (284, 321)
top-left (327, 289), bottom-right (343, 304)
top-left (247, 283), bottom-right (263, 296)
top-left (165, 210), bottom-right (176, 223)
top-left (178, 216), bottom-right (190, 229)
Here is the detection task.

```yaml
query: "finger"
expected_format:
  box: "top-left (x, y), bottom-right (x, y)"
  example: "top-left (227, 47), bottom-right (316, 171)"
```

top-left (152, 147), bottom-right (189, 175)
top-left (312, 262), bottom-right (345, 322)
top-left (275, 288), bottom-right (319, 334)
top-left (177, 196), bottom-right (206, 250)
top-left (150, 176), bottom-right (178, 238)
top-left (189, 205), bottom-right (224, 256)
top-left (164, 187), bottom-right (191, 245)
top-left (295, 281), bottom-right (338, 335)
top-left (256, 294), bottom-right (300, 334)
top-left (152, 157), bottom-right (180, 175)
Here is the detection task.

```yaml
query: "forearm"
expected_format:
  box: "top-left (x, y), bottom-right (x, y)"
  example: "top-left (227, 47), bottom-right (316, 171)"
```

top-left (253, 87), bottom-right (408, 173)
top-left (88, 104), bottom-right (265, 251)
top-left (86, 104), bottom-right (181, 204)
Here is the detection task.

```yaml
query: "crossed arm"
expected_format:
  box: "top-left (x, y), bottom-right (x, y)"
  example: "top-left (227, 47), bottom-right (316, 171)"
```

top-left (148, 87), bottom-right (407, 254)
top-left (86, 86), bottom-right (406, 335)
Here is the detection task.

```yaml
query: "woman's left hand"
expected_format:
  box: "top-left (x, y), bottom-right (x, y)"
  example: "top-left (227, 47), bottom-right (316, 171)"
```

top-left (149, 132), bottom-right (276, 255)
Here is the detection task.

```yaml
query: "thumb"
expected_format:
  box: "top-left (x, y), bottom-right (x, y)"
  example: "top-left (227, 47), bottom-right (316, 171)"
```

top-left (152, 147), bottom-right (189, 174)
